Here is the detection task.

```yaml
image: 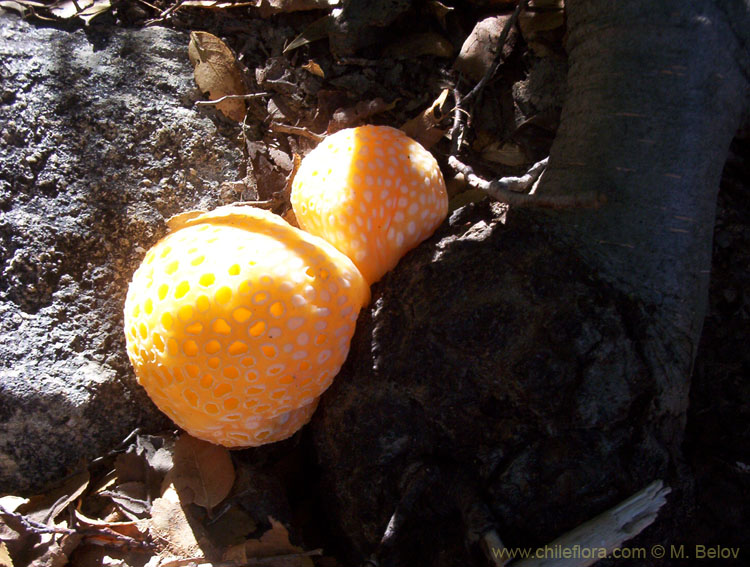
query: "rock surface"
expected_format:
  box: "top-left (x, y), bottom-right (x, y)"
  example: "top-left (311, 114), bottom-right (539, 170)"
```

top-left (0, 14), bottom-right (242, 493)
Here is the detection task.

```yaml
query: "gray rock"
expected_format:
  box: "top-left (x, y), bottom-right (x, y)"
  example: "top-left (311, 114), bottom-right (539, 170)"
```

top-left (0, 14), bottom-right (242, 493)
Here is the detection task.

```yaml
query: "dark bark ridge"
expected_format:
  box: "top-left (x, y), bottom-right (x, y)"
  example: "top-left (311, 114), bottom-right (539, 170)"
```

top-left (313, 203), bottom-right (663, 563)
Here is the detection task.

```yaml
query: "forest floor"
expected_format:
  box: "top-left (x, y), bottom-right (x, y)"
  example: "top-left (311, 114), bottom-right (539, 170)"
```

top-left (1, 0), bottom-right (748, 565)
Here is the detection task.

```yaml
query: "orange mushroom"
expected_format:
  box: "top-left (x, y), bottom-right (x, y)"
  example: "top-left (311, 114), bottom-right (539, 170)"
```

top-left (123, 206), bottom-right (369, 447)
top-left (291, 125), bottom-right (448, 285)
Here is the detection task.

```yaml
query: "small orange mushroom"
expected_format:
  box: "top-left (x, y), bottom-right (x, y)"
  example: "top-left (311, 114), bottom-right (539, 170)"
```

top-left (123, 206), bottom-right (369, 447)
top-left (291, 125), bottom-right (449, 285)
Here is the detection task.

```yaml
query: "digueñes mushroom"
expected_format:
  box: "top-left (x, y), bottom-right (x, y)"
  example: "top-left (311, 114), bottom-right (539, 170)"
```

top-left (291, 125), bottom-right (449, 285)
top-left (125, 126), bottom-right (449, 447)
top-left (123, 206), bottom-right (369, 447)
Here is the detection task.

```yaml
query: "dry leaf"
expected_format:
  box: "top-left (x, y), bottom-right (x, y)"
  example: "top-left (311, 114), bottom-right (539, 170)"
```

top-left (169, 434), bottom-right (235, 509)
top-left (74, 509), bottom-right (149, 542)
top-left (400, 88), bottom-right (451, 149)
top-left (105, 481), bottom-right (150, 519)
top-left (284, 14), bottom-right (331, 54)
top-left (224, 517), bottom-right (314, 567)
top-left (481, 140), bottom-right (528, 166)
top-left (454, 14), bottom-right (518, 82)
top-left (18, 470), bottom-right (90, 526)
top-left (0, 542), bottom-right (12, 567)
top-left (428, 0), bottom-right (453, 27)
top-left (519, 7), bottom-right (564, 34)
top-left (49, 0), bottom-right (111, 22)
top-left (28, 532), bottom-right (81, 567)
top-left (301, 61), bottom-right (325, 78)
top-left (0, 1), bottom-right (36, 16)
top-left (328, 98), bottom-right (397, 132)
top-left (204, 507), bottom-right (257, 548)
top-left (149, 484), bottom-right (215, 559)
top-left (519, 0), bottom-right (564, 56)
top-left (0, 497), bottom-right (28, 514)
top-left (188, 32), bottom-right (247, 122)
top-left (382, 32), bottom-right (453, 59)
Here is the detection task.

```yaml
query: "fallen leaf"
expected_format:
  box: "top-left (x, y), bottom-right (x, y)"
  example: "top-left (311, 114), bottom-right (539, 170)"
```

top-left (283, 14), bottom-right (331, 54)
top-left (18, 470), bottom-right (90, 526)
top-left (28, 532), bottom-right (81, 567)
top-left (427, 0), bottom-right (453, 27)
top-left (188, 32), bottom-right (248, 122)
top-left (301, 61), bottom-right (325, 78)
top-left (519, 0), bottom-right (564, 56)
top-left (74, 509), bottom-right (149, 542)
top-left (0, 497), bottom-right (28, 514)
top-left (400, 88), bottom-right (451, 149)
top-left (328, 98), bottom-right (398, 132)
top-left (169, 434), bottom-right (235, 510)
top-left (0, 1), bottom-right (35, 16)
top-left (454, 14), bottom-right (518, 82)
top-left (103, 481), bottom-right (150, 520)
top-left (49, 0), bottom-right (111, 23)
top-left (481, 140), bottom-right (528, 166)
top-left (149, 484), bottom-right (216, 559)
top-left (204, 507), bottom-right (257, 548)
top-left (223, 517), bottom-right (314, 566)
top-left (382, 32), bottom-right (453, 59)
top-left (0, 542), bottom-right (10, 567)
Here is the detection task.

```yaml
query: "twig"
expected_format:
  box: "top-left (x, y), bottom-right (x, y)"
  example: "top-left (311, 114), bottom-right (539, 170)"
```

top-left (269, 122), bottom-right (325, 143)
top-left (99, 490), bottom-right (151, 509)
top-left (195, 93), bottom-right (270, 107)
top-left (449, 86), bottom-right (466, 156)
top-left (0, 504), bottom-right (153, 550)
top-left (448, 155), bottom-right (604, 209)
top-left (146, 0), bottom-right (185, 24)
top-left (0, 504), bottom-right (74, 535)
top-left (483, 530), bottom-right (509, 567)
top-left (511, 480), bottom-right (671, 567)
top-left (462, 0), bottom-right (527, 107)
top-left (157, 549), bottom-right (323, 567)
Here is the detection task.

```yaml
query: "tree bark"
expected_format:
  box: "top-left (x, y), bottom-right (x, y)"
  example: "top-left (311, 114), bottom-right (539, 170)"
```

top-left (311, 1), bottom-right (750, 564)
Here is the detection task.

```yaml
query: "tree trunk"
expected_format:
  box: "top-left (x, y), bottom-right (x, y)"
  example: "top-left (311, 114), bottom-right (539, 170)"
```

top-left (310, 1), bottom-right (750, 564)
top-left (539, 0), bottom-right (749, 433)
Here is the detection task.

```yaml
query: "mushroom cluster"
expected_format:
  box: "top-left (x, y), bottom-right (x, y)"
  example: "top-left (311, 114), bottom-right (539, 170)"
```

top-left (124, 126), bottom-right (448, 447)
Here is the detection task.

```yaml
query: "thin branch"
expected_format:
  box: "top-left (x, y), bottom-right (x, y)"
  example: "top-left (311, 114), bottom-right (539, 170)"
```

top-left (269, 122), bottom-right (325, 143)
top-left (449, 86), bottom-right (466, 156)
top-left (512, 480), bottom-right (671, 567)
top-left (146, 0), bottom-right (185, 24)
top-left (462, 0), bottom-right (528, 106)
top-left (194, 93), bottom-right (270, 107)
top-left (0, 504), bottom-right (74, 535)
top-left (0, 504), bottom-right (153, 550)
top-left (448, 155), bottom-right (605, 209)
top-left (450, 0), bottom-right (528, 155)
top-left (157, 549), bottom-right (323, 567)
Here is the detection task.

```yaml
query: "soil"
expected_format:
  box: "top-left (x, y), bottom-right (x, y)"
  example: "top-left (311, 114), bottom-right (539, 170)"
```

top-left (3, 1), bottom-right (748, 563)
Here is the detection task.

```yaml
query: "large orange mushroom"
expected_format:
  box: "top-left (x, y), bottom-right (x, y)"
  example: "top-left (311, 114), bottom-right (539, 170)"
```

top-left (291, 125), bottom-right (448, 285)
top-left (123, 206), bottom-right (369, 447)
